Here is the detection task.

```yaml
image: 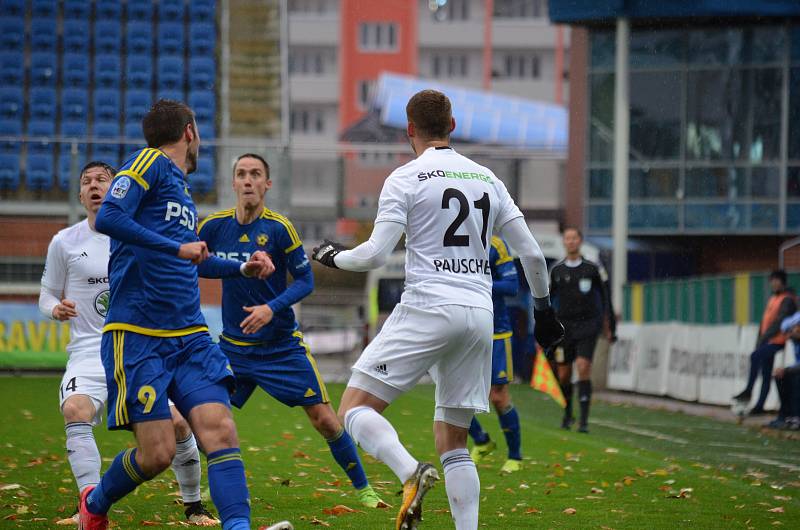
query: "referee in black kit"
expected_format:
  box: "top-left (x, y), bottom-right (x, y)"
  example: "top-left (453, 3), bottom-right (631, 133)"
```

top-left (549, 227), bottom-right (616, 433)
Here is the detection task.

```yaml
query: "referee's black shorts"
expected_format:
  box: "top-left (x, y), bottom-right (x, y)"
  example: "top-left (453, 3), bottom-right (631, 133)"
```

top-left (546, 318), bottom-right (601, 364)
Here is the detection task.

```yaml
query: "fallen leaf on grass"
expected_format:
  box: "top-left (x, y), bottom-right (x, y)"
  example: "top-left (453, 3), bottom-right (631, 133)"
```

top-left (604, 447), bottom-right (619, 454)
top-left (293, 450), bottom-right (309, 459)
top-left (768, 507), bottom-right (785, 513)
top-left (310, 517), bottom-right (331, 526)
top-left (322, 505), bottom-right (360, 516)
top-left (525, 508), bottom-right (541, 514)
top-left (774, 496), bottom-right (792, 501)
top-left (591, 487), bottom-right (604, 494)
top-left (563, 508), bottom-right (577, 515)
top-left (0, 483), bottom-right (21, 491)
top-left (666, 488), bottom-right (693, 499)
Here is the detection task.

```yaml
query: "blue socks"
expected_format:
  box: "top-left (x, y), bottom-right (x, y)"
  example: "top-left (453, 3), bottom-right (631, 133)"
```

top-left (86, 448), bottom-right (149, 515)
top-left (327, 429), bottom-right (368, 490)
top-left (468, 417), bottom-right (490, 445)
top-left (498, 405), bottom-right (522, 460)
top-left (207, 448), bottom-right (250, 530)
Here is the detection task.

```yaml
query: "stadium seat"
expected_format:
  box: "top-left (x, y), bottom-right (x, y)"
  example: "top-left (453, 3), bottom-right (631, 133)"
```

top-left (190, 23), bottom-right (216, 56)
top-left (94, 54), bottom-right (121, 88)
top-left (126, 22), bottom-right (153, 55)
top-left (157, 55), bottom-right (184, 90)
top-left (188, 56), bottom-right (215, 90)
top-left (30, 51), bottom-right (57, 86)
top-left (0, 0), bottom-right (25, 17)
top-left (125, 54), bottom-right (153, 89)
top-left (0, 153), bottom-right (20, 189)
top-left (125, 89), bottom-right (151, 122)
top-left (0, 17), bottom-right (23, 52)
top-left (0, 118), bottom-right (21, 153)
top-left (190, 0), bottom-right (216, 22)
top-left (30, 19), bottom-right (57, 51)
top-left (94, 21), bottom-right (122, 55)
top-left (127, 0), bottom-right (154, 21)
top-left (159, 0), bottom-right (185, 19)
top-left (93, 89), bottom-right (121, 121)
top-left (157, 89), bottom-right (183, 103)
top-left (192, 158), bottom-right (215, 194)
top-left (27, 120), bottom-right (56, 158)
top-left (30, 0), bottom-right (57, 18)
top-left (158, 22), bottom-right (185, 56)
top-left (63, 20), bottom-right (90, 53)
top-left (0, 52), bottom-right (23, 85)
top-left (91, 121), bottom-right (121, 163)
top-left (57, 151), bottom-right (85, 190)
top-left (26, 153), bottom-right (54, 190)
top-left (27, 119), bottom-right (55, 141)
top-left (62, 0), bottom-right (91, 20)
top-left (60, 120), bottom-right (88, 153)
top-left (198, 121), bottom-right (215, 140)
top-left (0, 86), bottom-right (23, 119)
top-left (62, 53), bottom-right (89, 87)
top-left (124, 120), bottom-right (143, 141)
top-left (61, 88), bottom-right (88, 120)
top-left (29, 87), bottom-right (56, 120)
top-left (96, 0), bottom-right (122, 19)
top-left (189, 91), bottom-right (215, 124)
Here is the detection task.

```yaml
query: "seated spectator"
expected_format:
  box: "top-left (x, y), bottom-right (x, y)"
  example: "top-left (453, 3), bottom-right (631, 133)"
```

top-left (765, 312), bottom-right (800, 430)
top-left (733, 270), bottom-right (797, 414)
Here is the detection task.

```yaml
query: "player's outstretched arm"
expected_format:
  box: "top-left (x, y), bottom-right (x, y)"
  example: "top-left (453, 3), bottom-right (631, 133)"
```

top-left (197, 250), bottom-right (274, 279)
top-left (500, 216), bottom-right (564, 348)
top-left (313, 221), bottom-right (404, 272)
top-left (96, 201), bottom-right (182, 255)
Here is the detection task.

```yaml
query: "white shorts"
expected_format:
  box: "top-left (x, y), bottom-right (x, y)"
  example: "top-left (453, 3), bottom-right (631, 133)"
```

top-left (59, 359), bottom-right (107, 426)
top-left (351, 303), bottom-right (493, 413)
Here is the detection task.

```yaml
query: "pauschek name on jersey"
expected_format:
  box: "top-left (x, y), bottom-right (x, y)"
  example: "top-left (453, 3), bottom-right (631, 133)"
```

top-left (433, 257), bottom-right (491, 274)
top-left (417, 169), bottom-right (493, 183)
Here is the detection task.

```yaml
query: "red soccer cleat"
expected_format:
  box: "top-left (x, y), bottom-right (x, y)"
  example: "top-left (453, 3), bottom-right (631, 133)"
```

top-left (78, 486), bottom-right (108, 530)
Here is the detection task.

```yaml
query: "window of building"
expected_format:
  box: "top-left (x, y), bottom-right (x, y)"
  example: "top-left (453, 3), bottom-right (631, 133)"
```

top-left (431, 0), bottom-right (470, 22)
top-left (359, 22), bottom-right (398, 52)
top-left (289, 49), bottom-right (335, 75)
top-left (357, 80), bottom-right (374, 109)
top-left (430, 53), bottom-right (469, 78)
top-left (290, 108), bottom-right (326, 134)
top-left (288, 0), bottom-right (338, 14)
top-left (498, 53), bottom-right (540, 79)
top-left (493, 0), bottom-right (544, 18)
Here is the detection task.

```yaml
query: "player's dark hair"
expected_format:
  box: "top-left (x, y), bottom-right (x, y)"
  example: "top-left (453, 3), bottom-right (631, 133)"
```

top-left (80, 161), bottom-right (116, 179)
top-left (770, 269), bottom-right (787, 284)
top-left (142, 99), bottom-right (196, 148)
top-left (234, 153), bottom-right (270, 179)
top-left (563, 226), bottom-right (583, 240)
top-left (406, 89), bottom-right (453, 140)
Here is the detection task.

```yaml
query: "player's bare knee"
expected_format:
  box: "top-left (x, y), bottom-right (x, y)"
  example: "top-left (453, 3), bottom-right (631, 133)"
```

top-left (307, 404), bottom-right (341, 438)
top-left (172, 414), bottom-right (192, 440)
top-left (490, 387), bottom-right (510, 411)
top-left (61, 397), bottom-right (93, 423)
top-left (137, 444), bottom-right (175, 476)
top-left (207, 415), bottom-right (239, 450)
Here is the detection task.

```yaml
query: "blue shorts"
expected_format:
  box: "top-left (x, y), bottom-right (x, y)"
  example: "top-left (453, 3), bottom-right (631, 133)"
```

top-left (491, 332), bottom-right (514, 386)
top-left (101, 330), bottom-right (235, 430)
top-left (219, 331), bottom-right (330, 408)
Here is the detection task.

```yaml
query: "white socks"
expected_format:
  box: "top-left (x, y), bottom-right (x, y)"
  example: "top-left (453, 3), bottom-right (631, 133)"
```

top-left (344, 406), bottom-right (418, 483)
top-left (440, 448), bottom-right (479, 530)
top-left (65, 422), bottom-right (101, 492)
top-left (171, 434), bottom-right (202, 503)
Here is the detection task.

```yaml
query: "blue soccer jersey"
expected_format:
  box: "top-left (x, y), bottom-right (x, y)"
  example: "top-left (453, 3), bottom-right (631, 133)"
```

top-left (198, 207), bottom-right (313, 345)
top-left (97, 148), bottom-right (208, 335)
top-left (490, 236), bottom-right (518, 334)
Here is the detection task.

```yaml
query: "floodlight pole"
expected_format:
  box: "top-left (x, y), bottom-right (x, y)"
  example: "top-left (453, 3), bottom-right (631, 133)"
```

top-left (612, 17), bottom-right (630, 312)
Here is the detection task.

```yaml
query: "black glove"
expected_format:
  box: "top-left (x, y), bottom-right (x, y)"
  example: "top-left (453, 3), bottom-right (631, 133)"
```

top-left (311, 239), bottom-right (347, 268)
top-left (533, 307), bottom-right (565, 350)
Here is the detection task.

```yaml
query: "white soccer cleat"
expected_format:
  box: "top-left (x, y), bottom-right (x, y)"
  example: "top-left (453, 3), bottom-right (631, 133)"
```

top-left (264, 522), bottom-right (294, 530)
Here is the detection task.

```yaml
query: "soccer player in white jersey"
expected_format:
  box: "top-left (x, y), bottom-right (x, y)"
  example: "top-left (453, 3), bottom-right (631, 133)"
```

top-left (313, 90), bottom-right (564, 530)
top-left (39, 162), bottom-right (218, 526)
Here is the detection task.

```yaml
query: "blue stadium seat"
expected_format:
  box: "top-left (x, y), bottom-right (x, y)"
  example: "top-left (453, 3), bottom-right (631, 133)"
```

top-left (94, 21), bottom-right (122, 54)
top-left (188, 56), bottom-right (215, 90)
top-left (190, 0), bottom-right (216, 22)
top-left (27, 120), bottom-right (55, 154)
top-left (0, 52), bottom-right (23, 85)
top-left (29, 87), bottom-right (56, 120)
top-left (126, 22), bottom-right (153, 55)
top-left (61, 88), bottom-right (88, 120)
top-left (57, 151), bottom-right (85, 190)
top-left (157, 89), bottom-right (184, 103)
top-left (125, 89), bottom-right (151, 122)
top-left (127, 0), bottom-right (154, 20)
top-left (197, 121), bottom-right (215, 140)
top-left (26, 153), bottom-right (54, 190)
top-left (30, 19), bottom-right (57, 51)
top-left (125, 54), bottom-right (153, 89)
top-left (124, 120), bottom-right (143, 140)
top-left (159, 0), bottom-right (185, 19)
top-left (158, 22), bottom-right (184, 55)
top-left (93, 89), bottom-right (120, 121)
top-left (0, 86), bottom-right (23, 119)
top-left (62, 53), bottom-right (89, 87)
top-left (0, 17), bottom-right (23, 52)
top-left (189, 91), bottom-right (215, 124)
top-left (94, 54), bottom-right (121, 88)
top-left (0, 117), bottom-right (21, 153)
top-left (192, 158), bottom-right (214, 194)
top-left (62, 0), bottom-right (91, 20)
top-left (91, 121), bottom-right (121, 163)
top-left (157, 55), bottom-right (184, 90)
top-left (96, 0), bottom-right (122, 19)
top-left (0, 0), bottom-right (25, 17)
top-left (60, 120), bottom-right (88, 153)
top-left (30, 51), bottom-right (57, 86)
top-left (0, 153), bottom-right (20, 189)
top-left (190, 23), bottom-right (216, 56)
top-left (63, 20), bottom-right (90, 53)
top-left (30, 0), bottom-right (57, 18)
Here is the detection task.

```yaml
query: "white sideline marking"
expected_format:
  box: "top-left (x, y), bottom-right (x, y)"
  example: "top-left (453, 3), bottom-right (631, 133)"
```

top-left (593, 420), bottom-right (689, 444)
top-left (728, 453), bottom-right (800, 473)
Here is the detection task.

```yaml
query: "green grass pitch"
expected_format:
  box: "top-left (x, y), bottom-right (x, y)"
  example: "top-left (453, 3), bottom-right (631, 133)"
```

top-left (0, 377), bottom-right (798, 528)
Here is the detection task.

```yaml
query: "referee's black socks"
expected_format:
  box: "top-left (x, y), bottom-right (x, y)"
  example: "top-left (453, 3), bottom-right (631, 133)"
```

top-left (577, 380), bottom-right (592, 427)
